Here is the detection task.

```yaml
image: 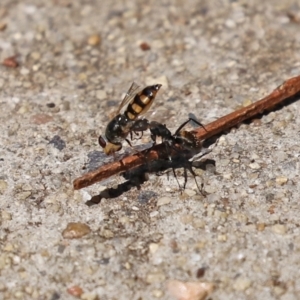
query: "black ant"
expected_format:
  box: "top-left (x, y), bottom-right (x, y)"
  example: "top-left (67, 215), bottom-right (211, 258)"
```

top-left (143, 118), bottom-right (209, 191)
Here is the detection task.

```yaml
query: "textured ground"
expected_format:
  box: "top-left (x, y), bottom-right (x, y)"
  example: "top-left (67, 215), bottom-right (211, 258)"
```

top-left (1, 0), bottom-right (300, 299)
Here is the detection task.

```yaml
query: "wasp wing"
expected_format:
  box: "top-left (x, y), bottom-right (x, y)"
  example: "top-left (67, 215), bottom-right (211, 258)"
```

top-left (116, 82), bottom-right (141, 115)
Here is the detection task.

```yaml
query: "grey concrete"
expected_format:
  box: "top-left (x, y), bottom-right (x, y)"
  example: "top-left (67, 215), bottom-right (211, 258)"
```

top-left (0, 0), bottom-right (300, 299)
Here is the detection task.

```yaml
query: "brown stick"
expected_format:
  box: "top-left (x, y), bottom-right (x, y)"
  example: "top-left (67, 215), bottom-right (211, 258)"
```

top-left (73, 75), bottom-right (300, 190)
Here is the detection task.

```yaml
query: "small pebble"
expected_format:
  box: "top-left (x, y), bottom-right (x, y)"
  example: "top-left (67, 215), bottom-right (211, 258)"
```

top-left (14, 291), bottom-right (24, 298)
top-left (219, 159), bottom-right (230, 166)
top-left (2, 56), bottom-right (19, 68)
top-left (256, 223), bottom-right (265, 231)
top-left (49, 135), bottom-right (66, 151)
top-left (242, 99), bottom-right (252, 107)
top-left (0, 22), bottom-right (6, 31)
top-left (180, 214), bottom-right (194, 224)
top-left (217, 234), bottom-right (227, 242)
top-left (123, 262), bottom-right (131, 270)
top-left (46, 102), bottom-right (55, 108)
top-left (273, 286), bottom-right (285, 296)
top-left (31, 114), bottom-right (53, 125)
top-left (81, 292), bottom-right (98, 300)
top-left (62, 222), bottom-right (91, 239)
top-left (149, 243), bottom-right (159, 254)
top-left (225, 19), bottom-right (236, 28)
top-left (204, 185), bottom-right (216, 194)
top-left (150, 211), bottom-right (159, 218)
top-left (192, 219), bottom-right (205, 229)
top-left (167, 280), bottom-right (214, 300)
top-left (157, 197), bottom-right (171, 206)
top-left (0, 180), bottom-right (8, 193)
top-left (184, 189), bottom-right (196, 197)
top-left (146, 272), bottom-right (166, 283)
top-left (271, 224), bottom-right (287, 235)
top-left (96, 89), bottom-right (107, 100)
top-left (140, 42), bottom-right (151, 51)
top-left (223, 173), bottom-right (232, 179)
top-left (1, 210), bottom-right (12, 221)
top-left (196, 267), bottom-right (206, 278)
top-left (20, 67), bottom-right (30, 75)
top-left (233, 277), bottom-right (251, 291)
top-left (3, 242), bottom-right (14, 252)
top-left (217, 136), bottom-right (227, 145)
top-left (152, 289), bottom-right (163, 298)
top-left (275, 176), bottom-right (288, 186)
top-left (67, 285), bottom-right (83, 297)
top-left (30, 51), bottom-right (41, 61)
top-left (100, 229), bottom-right (114, 239)
top-left (88, 34), bottom-right (101, 46)
top-left (119, 216), bottom-right (130, 224)
top-left (22, 184), bottom-right (32, 191)
top-left (15, 191), bottom-right (31, 200)
top-left (249, 162), bottom-right (260, 170)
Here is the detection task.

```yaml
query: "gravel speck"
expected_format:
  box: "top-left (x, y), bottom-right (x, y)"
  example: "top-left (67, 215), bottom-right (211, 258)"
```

top-left (167, 280), bottom-right (214, 300)
top-left (271, 224), bottom-right (287, 235)
top-left (233, 277), bottom-right (251, 291)
top-left (96, 89), bottom-right (107, 100)
top-left (67, 285), bottom-right (83, 297)
top-left (149, 243), bottom-right (159, 254)
top-left (249, 162), bottom-right (261, 169)
top-left (87, 34), bottom-right (101, 46)
top-left (15, 191), bottom-right (31, 200)
top-left (157, 196), bottom-right (172, 206)
top-left (0, 180), bottom-right (8, 193)
top-left (49, 135), bottom-right (66, 151)
top-left (275, 176), bottom-right (288, 185)
top-left (31, 114), bottom-right (53, 125)
top-left (146, 272), bottom-right (166, 284)
top-left (62, 222), bottom-right (91, 239)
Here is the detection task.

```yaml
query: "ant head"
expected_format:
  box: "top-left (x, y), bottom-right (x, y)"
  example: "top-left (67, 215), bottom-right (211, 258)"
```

top-left (98, 135), bottom-right (122, 155)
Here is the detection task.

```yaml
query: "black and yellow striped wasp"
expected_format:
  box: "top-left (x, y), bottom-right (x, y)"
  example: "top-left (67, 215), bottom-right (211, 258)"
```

top-left (98, 83), bottom-right (162, 155)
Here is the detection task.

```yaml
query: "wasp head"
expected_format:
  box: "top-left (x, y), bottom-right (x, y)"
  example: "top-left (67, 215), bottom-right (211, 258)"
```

top-left (98, 135), bottom-right (122, 155)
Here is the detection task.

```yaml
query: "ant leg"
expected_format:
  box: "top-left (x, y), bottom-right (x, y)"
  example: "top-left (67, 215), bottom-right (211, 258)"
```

top-left (125, 138), bottom-right (133, 147)
top-left (172, 167), bottom-right (182, 191)
top-left (188, 165), bottom-right (201, 192)
top-left (183, 166), bottom-right (188, 190)
top-left (174, 117), bottom-right (207, 136)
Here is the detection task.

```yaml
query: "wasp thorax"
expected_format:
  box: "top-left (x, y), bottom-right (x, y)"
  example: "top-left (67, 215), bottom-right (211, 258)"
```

top-left (105, 114), bottom-right (131, 143)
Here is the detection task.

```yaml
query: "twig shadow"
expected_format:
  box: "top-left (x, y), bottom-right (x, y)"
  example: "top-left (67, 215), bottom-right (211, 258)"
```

top-left (85, 157), bottom-right (216, 206)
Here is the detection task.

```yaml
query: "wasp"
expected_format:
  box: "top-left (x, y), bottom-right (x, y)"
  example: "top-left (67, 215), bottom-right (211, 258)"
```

top-left (99, 83), bottom-right (162, 155)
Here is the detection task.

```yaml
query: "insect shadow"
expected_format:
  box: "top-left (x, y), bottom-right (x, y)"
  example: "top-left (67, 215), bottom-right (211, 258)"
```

top-left (85, 140), bottom-right (216, 206)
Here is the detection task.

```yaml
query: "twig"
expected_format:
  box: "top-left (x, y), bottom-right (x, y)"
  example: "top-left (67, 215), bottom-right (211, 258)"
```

top-left (73, 75), bottom-right (300, 190)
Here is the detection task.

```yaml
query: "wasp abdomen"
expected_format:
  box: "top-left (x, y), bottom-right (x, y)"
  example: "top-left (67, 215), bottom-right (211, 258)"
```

top-left (125, 84), bottom-right (161, 120)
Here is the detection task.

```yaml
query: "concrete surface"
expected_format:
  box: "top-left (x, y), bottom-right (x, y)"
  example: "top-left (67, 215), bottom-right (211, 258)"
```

top-left (0, 0), bottom-right (300, 299)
